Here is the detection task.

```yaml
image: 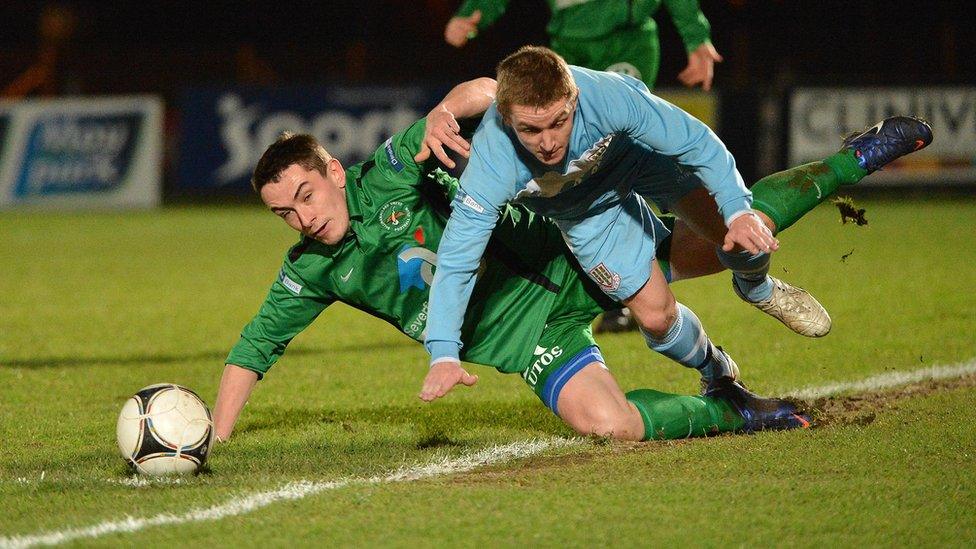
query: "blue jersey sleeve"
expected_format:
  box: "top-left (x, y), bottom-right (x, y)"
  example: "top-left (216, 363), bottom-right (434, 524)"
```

top-left (579, 69), bottom-right (751, 224)
top-left (424, 111), bottom-right (520, 362)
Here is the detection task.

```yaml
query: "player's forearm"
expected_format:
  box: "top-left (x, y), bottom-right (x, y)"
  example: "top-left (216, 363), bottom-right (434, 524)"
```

top-left (663, 0), bottom-right (712, 52)
top-left (456, 0), bottom-right (508, 29)
top-left (424, 197), bottom-right (499, 363)
top-left (635, 96), bottom-right (750, 223)
top-left (213, 364), bottom-right (259, 441)
top-left (436, 77), bottom-right (497, 120)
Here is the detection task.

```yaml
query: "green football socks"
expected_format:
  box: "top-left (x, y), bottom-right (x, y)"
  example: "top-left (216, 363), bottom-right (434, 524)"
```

top-left (751, 150), bottom-right (868, 233)
top-left (626, 389), bottom-right (745, 440)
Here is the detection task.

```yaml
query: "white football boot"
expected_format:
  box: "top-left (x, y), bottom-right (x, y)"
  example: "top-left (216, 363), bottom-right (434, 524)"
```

top-left (734, 276), bottom-right (831, 338)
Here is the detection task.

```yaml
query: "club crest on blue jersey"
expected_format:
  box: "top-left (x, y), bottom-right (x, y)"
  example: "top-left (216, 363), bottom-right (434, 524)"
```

top-left (397, 244), bottom-right (437, 293)
top-left (588, 262), bottom-right (620, 293)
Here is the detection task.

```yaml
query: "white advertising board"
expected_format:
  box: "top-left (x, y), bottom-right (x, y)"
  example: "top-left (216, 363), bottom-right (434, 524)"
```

top-left (790, 88), bottom-right (976, 185)
top-left (0, 96), bottom-right (162, 208)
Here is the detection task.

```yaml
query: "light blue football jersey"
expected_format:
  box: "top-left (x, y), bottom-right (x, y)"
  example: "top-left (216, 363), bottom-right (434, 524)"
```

top-left (426, 66), bottom-right (751, 362)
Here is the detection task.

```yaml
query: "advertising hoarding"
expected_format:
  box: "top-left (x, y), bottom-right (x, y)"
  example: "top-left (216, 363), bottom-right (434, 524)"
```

top-left (0, 96), bottom-right (162, 208)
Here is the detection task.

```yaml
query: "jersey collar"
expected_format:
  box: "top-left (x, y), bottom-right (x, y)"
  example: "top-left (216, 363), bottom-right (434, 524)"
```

top-left (339, 162), bottom-right (382, 252)
top-left (344, 168), bottom-right (366, 222)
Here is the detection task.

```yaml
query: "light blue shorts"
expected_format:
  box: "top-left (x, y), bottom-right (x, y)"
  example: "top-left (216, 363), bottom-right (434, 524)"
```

top-left (553, 151), bottom-right (702, 301)
top-left (554, 191), bottom-right (668, 301)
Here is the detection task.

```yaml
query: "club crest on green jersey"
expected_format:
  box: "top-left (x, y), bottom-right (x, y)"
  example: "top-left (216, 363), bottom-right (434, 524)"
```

top-left (378, 201), bottom-right (412, 232)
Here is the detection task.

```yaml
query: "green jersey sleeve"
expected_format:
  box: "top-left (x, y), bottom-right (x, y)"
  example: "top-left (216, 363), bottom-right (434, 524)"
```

top-left (373, 116), bottom-right (461, 201)
top-left (225, 262), bottom-right (334, 379)
top-left (375, 117), bottom-right (436, 183)
top-left (455, 0), bottom-right (510, 32)
top-left (662, 0), bottom-right (711, 52)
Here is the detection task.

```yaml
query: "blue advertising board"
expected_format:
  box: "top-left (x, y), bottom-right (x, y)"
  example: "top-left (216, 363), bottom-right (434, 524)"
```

top-left (0, 96), bottom-right (162, 209)
top-left (179, 85), bottom-right (448, 194)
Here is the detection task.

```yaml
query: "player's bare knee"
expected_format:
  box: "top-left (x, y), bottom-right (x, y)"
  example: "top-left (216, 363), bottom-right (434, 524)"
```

top-left (635, 302), bottom-right (678, 337)
top-left (569, 405), bottom-right (631, 439)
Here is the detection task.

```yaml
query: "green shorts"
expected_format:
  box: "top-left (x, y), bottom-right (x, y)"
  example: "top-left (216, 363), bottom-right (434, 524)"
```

top-left (519, 260), bottom-right (614, 415)
top-left (519, 311), bottom-right (606, 415)
top-left (551, 27), bottom-right (660, 90)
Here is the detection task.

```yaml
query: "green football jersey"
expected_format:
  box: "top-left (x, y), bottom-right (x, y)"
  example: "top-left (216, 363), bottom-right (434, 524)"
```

top-left (226, 118), bottom-right (611, 378)
top-left (456, 0), bottom-right (711, 51)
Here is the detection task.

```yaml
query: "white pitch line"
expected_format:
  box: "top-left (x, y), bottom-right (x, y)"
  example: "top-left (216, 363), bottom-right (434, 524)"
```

top-left (786, 357), bottom-right (976, 400)
top-left (5, 357), bottom-right (976, 548)
top-left (0, 438), bottom-right (580, 549)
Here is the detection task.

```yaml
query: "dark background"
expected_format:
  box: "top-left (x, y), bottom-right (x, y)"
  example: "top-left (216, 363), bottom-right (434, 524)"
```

top-left (2, 1), bottom-right (973, 97)
top-left (2, 1), bottom-right (972, 192)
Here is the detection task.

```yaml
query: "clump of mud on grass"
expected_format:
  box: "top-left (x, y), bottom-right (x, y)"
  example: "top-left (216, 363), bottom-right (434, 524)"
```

top-left (831, 196), bottom-right (868, 226)
top-left (802, 374), bottom-right (976, 428)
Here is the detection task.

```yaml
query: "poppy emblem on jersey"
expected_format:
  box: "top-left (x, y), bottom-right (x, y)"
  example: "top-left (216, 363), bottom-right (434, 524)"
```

top-left (378, 201), bottom-right (412, 233)
top-left (588, 262), bottom-right (620, 292)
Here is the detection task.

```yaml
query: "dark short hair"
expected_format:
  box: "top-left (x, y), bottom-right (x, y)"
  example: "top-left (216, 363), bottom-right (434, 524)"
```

top-left (496, 45), bottom-right (576, 120)
top-left (251, 132), bottom-right (332, 192)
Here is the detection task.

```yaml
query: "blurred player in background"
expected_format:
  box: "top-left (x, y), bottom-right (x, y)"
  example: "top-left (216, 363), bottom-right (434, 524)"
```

top-left (2, 4), bottom-right (79, 98)
top-left (213, 76), bottom-right (930, 444)
top-left (444, 0), bottom-right (722, 91)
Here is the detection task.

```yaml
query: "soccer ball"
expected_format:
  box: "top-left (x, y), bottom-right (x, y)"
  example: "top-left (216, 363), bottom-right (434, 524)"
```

top-left (116, 383), bottom-right (214, 476)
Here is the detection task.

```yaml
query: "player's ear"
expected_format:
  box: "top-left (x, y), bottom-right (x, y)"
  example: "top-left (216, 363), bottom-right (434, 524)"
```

top-left (327, 158), bottom-right (345, 189)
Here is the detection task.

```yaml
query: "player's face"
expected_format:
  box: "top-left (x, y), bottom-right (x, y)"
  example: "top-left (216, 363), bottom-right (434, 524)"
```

top-left (261, 161), bottom-right (350, 245)
top-left (508, 95), bottom-right (576, 166)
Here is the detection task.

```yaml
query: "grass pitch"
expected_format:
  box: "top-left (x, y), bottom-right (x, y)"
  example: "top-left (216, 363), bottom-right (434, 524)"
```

top-left (1, 198), bottom-right (974, 546)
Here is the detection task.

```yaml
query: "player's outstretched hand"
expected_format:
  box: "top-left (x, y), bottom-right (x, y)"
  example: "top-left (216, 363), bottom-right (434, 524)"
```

top-left (678, 42), bottom-right (724, 91)
top-left (723, 211), bottom-right (779, 255)
top-left (444, 10), bottom-right (482, 48)
top-left (414, 105), bottom-right (470, 169)
top-left (420, 360), bottom-right (478, 402)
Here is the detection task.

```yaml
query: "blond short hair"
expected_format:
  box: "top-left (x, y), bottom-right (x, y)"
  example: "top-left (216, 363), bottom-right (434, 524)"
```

top-left (496, 45), bottom-right (577, 120)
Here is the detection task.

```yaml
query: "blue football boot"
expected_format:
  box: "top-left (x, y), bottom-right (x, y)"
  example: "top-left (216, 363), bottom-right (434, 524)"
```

top-left (842, 116), bottom-right (933, 174)
top-left (705, 377), bottom-right (812, 433)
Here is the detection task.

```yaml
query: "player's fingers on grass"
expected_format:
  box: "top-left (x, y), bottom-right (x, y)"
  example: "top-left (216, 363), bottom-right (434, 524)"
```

top-left (420, 382), bottom-right (443, 401)
top-left (433, 377), bottom-right (457, 398)
top-left (419, 372), bottom-right (442, 400)
top-left (460, 373), bottom-right (478, 386)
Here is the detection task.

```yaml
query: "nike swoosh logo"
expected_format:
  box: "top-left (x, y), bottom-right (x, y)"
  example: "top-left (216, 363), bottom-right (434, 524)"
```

top-left (339, 268), bottom-right (354, 282)
top-left (791, 413), bottom-right (811, 429)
